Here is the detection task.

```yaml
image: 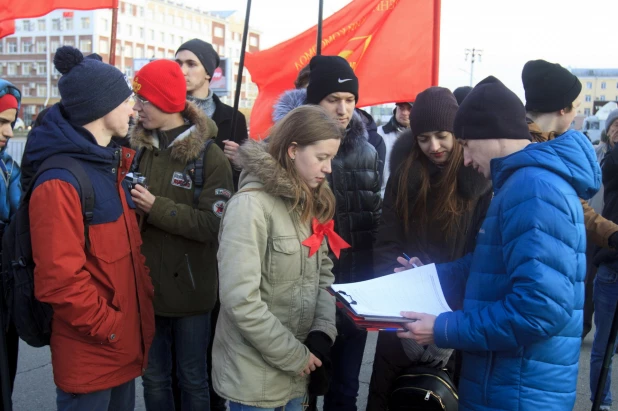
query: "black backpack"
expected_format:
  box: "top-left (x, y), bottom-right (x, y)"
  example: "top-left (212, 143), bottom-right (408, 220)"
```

top-left (389, 366), bottom-right (459, 411)
top-left (1, 155), bottom-right (94, 348)
top-left (132, 139), bottom-right (214, 207)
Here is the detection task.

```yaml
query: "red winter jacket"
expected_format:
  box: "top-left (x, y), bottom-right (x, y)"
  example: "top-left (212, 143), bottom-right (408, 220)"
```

top-left (29, 146), bottom-right (155, 394)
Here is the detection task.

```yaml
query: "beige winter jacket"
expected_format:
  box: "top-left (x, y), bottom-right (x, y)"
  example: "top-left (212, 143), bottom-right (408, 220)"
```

top-left (212, 140), bottom-right (337, 408)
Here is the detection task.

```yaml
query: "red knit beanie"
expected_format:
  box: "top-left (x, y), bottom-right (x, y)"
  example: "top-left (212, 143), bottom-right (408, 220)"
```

top-left (0, 94), bottom-right (18, 114)
top-left (133, 60), bottom-right (186, 113)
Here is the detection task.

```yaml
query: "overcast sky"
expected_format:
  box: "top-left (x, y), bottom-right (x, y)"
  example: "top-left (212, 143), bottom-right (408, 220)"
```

top-left (199, 0), bottom-right (618, 102)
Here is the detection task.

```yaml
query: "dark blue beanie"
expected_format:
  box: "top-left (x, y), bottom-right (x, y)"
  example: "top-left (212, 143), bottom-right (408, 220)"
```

top-left (454, 76), bottom-right (530, 141)
top-left (54, 46), bottom-right (132, 126)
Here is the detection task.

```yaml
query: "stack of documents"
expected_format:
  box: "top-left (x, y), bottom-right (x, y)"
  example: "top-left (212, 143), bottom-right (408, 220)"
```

top-left (330, 264), bottom-right (452, 330)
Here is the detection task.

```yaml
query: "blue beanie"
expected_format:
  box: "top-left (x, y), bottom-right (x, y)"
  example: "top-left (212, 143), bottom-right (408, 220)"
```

top-left (54, 46), bottom-right (132, 126)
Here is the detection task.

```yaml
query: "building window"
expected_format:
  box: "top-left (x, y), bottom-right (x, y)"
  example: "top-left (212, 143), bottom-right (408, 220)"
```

top-left (149, 29), bottom-right (154, 41)
top-left (156, 49), bottom-right (164, 59)
top-left (214, 27), bottom-right (224, 38)
top-left (584, 108), bottom-right (591, 116)
top-left (38, 19), bottom-right (46, 31)
top-left (601, 82), bottom-right (607, 89)
top-left (37, 84), bottom-right (47, 97)
top-left (115, 43), bottom-right (120, 56)
top-left (51, 40), bottom-right (59, 51)
top-left (167, 50), bottom-right (174, 59)
top-left (22, 86), bottom-right (31, 97)
top-left (128, 25), bottom-right (133, 36)
top-left (80, 39), bottom-right (92, 52)
top-left (124, 67), bottom-right (133, 78)
top-left (587, 82), bottom-right (592, 89)
top-left (125, 45), bottom-right (133, 57)
top-left (249, 36), bottom-right (258, 47)
top-left (22, 63), bottom-right (32, 76)
top-left (139, 7), bottom-right (145, 17)
top-left (585, 95), bottom-right (591, 102)
top-left (179, 36), bottom-right (183, 45)
top-left (37, 62), bottom-right (46, 75)
top-left (7, 63), bottom-right (16, 76)
top-left (7, 42), bottom-right (17, 53)
top-left (36, 41), bottom-right (47, 53)
top-left (178, 17), bottom-right (184, 27)
top-left (64, 18), bottom-right (73, 30)
top-left (23, 20), bottom-right (33, 31)
top-left (120, 1), bottom-right (126, 13)
top-left (601, 95), bottom-right (606, 101)
top-left (146, 9), bottom-right (154, 20)
top-left (139, 27), bottom-right (144, 39)
top-left (170, 34), bottom-right (175, 45)
top-left (81, 17), bottom-right (90, 29)
top-left (136, 46), bottom-right (144, 58)
top-left (117, 23), bottom-right (121, 35)
top-left (100, 39), bottom-right (109, 53)
top-left (101, 19), bottom-right (109, 31)
top-left (64, 38), bottom-right (75, 47)
top-left (22, 41), bottom-right (33, 53)
top-left (52, 85), bottom-right (59, 97)
top-left (160, 32), bottom-right (165, 42)
top-left (52, 19), bottom-right (61, 30)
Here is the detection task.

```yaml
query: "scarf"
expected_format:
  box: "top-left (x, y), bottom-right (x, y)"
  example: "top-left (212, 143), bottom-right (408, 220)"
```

top-left (188, 89), bottom-right (216, 119)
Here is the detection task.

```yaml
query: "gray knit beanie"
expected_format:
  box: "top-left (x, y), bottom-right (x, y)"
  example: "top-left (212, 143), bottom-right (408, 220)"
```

top-left (606, 109), bottom-right (618, 134)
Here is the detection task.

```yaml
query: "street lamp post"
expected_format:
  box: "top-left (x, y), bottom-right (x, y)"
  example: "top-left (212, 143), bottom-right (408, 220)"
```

top-left (464, 48), bottom-right (483, 87)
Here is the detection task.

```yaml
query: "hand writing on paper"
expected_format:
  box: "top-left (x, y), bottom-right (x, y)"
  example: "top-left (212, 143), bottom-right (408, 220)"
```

top-left (300, 353), bottom-right (322, 377)
top-left (394, 256), bottom-right (424, 272)
top-left (397, 311), bottom-right (436, 345)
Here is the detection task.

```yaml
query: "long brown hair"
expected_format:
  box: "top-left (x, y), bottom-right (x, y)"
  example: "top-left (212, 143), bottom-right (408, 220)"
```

top-left (268, 105), bottom-right (344, 223)
top-left (395, 136), bottom-right (471, 235)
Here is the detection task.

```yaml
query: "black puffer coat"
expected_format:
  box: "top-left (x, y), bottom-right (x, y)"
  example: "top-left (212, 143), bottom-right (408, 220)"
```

top-left (594, 147), bottom-right (618, 267)
top-left (273, 89), bottom-right (382, 283)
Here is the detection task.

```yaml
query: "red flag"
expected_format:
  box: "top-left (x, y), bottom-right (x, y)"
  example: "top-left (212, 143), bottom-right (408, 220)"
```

top-left (0, 0), bottom-right (118, 22)
top-left (0, 20), bottom-right (15, 39)
top-left (245, 0), bottom-right (441, 139)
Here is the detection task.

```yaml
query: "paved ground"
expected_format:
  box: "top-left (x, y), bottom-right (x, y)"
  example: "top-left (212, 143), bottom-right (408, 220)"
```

top-left (12, 329), bottom-right (615, 410)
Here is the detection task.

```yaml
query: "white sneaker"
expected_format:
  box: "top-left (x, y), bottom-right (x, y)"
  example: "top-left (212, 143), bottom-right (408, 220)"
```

top-left (600, 406), bottom-right (611, 411)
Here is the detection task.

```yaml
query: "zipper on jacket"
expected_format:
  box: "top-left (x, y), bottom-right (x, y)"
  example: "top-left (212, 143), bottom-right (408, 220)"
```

top-left (399, 373), bottom-right (458, 399)
top-left (391, 387), bottom-right (446, 410)
top-left (185, 254), bottom-right (196, 290)
top-left (483, 352), bottom-right (493, 405)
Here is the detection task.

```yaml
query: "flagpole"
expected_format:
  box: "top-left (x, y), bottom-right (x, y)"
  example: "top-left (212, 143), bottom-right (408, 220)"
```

top-left (431, 0), bottom-right (441, 85)
top-left (109, 6), bottom-right (118, 66)
top-left (316, 0), bottom-right (324, 55)
top-left (231, 0), bottom-right (251, 140)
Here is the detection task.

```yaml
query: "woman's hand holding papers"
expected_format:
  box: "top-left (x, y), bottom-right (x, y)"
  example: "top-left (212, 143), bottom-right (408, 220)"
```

top-left (394, 256), bottom-right (424, 272)
top-left (397, 311), bottom-right (436, 345)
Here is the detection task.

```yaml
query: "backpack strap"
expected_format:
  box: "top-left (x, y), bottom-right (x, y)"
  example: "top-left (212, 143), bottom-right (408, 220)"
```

top-left (192, 139), bottom-right (214, 208)
top-left (130, 147), bottom-right (147, 173)
top-left (26, 156), bottom-right (95, 249)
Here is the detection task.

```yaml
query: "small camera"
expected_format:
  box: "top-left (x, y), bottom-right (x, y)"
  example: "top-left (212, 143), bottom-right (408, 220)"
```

top-left (125, 172), bottom-right (147, 190)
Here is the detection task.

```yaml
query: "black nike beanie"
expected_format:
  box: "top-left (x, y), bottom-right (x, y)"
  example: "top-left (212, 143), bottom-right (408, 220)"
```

top-left (306, 55), bottom-right (359, 105)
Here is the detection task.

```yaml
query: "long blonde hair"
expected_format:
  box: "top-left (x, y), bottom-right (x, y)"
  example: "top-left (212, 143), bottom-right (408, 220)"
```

top-left (268, 105), bottom-right (344, 223)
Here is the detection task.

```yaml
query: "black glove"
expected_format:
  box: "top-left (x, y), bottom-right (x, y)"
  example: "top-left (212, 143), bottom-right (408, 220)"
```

top-left (304, 331), bottom-right (333, 396)
top-left (609, 232), bottom-right (618, 249)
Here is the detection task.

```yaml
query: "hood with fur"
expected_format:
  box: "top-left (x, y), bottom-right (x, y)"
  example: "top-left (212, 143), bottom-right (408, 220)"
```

top-left (130, 101), bottom-right (218, 164)
top-left (236, 139), bottom-right (298, 200)
top-left (389, 129), bottom-right (492, 200)
top-left (272, 88), bottom-right (368, 154)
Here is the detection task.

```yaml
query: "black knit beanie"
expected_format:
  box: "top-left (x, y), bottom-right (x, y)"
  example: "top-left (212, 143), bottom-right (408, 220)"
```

top-left (409, 87), bottom-right (458, 137)
top-left (306, 56), bottom-right (358, 104)
top-left (454, 76), bottom-right (530, 141)
top-left (54, 46), bottom-right (132, 126)
top-left (453, 86), bottom-right (473, 105)
top-left (522, 59), bottom-right (582, 112)
top-left (176, 38), bottom-right (220, 77)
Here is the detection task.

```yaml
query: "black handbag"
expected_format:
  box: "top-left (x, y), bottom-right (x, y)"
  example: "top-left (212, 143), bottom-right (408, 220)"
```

top-left (388, 365), bottom-right (459, 410)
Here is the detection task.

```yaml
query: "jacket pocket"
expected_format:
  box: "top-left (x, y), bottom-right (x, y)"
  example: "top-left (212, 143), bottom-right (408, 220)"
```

top-left (88, 218), bottom-right (132, 264)
top-left (268, 236), bottom-right (302, 282)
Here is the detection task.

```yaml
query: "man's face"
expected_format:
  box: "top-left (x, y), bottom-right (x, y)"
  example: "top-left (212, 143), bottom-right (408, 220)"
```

top-left (0, 108), bottom-right (16, 148)
top-left (558, 95), bottom-right (582, 134)
top-left (460, 138), bottom-right (503, 179)
top-left (609, 120), bottom-right (618, 147)
top-left (175, 50), bottom-right (210, 96)
top-left (318, 92), bottom-right (356, 129)
top-left (395, 103), bottom-right (411, 128)
top-left (102, 97), bottom-right (133, 138)
top-left (133, 94), bottom-right (165, 131)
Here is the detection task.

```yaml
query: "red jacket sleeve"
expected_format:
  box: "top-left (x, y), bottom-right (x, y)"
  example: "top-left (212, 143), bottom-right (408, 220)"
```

top-left (30, 179), bottom-right (122, 343)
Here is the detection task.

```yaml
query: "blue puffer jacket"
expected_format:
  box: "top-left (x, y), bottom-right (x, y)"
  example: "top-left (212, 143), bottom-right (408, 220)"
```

top-left (0, 79), bottom-right (22, 222)
top-left (433, 130), bottom-right (600, 411)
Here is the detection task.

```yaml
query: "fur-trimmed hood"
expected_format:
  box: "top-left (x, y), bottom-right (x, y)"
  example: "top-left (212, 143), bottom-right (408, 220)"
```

top-left (129, 101), bottom-right (218, 164)
top-left (389, 129), bottom-right (492, 200)
top-left (236, 139), bottom-right (298, 200)
top-left (272, 88), bottom-right (368, 154)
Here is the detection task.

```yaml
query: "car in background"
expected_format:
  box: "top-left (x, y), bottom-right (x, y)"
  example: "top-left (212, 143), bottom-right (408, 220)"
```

top-left (13, 118), bottom-right (25, 132)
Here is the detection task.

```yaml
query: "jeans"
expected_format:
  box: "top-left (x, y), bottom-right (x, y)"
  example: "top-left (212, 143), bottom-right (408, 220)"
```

top-left (56, 379), bottom-right (135, 411)
top-left (228, 397), bottom-right (304, 411)
top-left (323, 327), bottom-right (368, 411)
top-left (590, 264), bottom-right (618, 407)
top-left (143, 313), bottom-right (211, 411)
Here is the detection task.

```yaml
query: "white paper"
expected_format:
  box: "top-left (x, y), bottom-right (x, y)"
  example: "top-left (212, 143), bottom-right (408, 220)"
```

top-left (330, 264), bottom-right (452, 318)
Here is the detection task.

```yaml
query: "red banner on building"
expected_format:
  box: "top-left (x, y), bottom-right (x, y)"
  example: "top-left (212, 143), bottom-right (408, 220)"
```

top-left (0, 0), bottom-right (118, 22)
top-left (0, 20), bottom-right (15, 40)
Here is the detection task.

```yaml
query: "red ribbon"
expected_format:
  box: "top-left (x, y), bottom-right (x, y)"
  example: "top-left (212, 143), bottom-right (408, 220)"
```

top-left (302, 218), bottom-right (351, 259)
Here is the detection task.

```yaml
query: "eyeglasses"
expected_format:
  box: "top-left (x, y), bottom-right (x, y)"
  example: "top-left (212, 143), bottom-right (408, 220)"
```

top-left (132, 94), bottom-right (150, 106)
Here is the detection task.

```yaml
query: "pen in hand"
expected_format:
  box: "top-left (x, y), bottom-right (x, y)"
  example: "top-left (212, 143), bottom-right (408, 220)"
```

top-left (402, 253), bottom-right (418, 268)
